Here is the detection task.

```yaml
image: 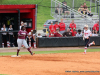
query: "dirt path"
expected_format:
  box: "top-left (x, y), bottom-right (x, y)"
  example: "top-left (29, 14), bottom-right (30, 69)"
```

top-left (0, 52), bottom-right (100, 75)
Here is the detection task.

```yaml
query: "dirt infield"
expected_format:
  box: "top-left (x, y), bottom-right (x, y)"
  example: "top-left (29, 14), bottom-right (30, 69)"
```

top-left (0, 52), bottom-right (100, 75)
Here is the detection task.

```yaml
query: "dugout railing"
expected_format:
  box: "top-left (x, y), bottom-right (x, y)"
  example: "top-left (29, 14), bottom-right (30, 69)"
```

top-left (37, 37), bottom-right (100, 47)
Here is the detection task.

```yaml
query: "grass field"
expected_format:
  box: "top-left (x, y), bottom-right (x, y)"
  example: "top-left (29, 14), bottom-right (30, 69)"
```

top-left (0, 48), bottom-right (100, 56)
top-left (0, 0), bottom-right (96, 29)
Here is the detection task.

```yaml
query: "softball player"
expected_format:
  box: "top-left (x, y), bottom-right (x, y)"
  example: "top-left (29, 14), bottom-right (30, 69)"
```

top-left (83, 25), bottom-right (95, 54)
top-left (17, 26), bottom-right (35, 56)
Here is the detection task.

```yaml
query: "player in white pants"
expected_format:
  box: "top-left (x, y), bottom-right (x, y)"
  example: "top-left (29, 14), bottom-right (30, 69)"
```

top-left (17, 26), bottom-right (35, 56)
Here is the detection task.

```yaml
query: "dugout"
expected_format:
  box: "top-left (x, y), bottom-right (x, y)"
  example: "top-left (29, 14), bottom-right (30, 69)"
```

top-left (0, 4), bottom-right (37, 47)
top-left (0, 4), bottom-right (37, 31)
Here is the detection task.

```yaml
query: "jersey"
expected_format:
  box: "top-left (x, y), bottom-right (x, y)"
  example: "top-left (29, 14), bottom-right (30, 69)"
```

top-left (69, 23), bottom-right (76, 29)
top-left (54, 24), bottom-right (59, 31)
top-left (49, 25), bottom-right (55, 34)
top-left (93, 23), bottom-right (99, 31)
top-left (59, 22), bottom-right (66, 31)
top-left (18, 30), bottom-right (28, 39)
top-left (84, 29), bottom-right (91, 39)
top-left (54, 32), bottom-right (62, 37)
top-left (1, 28), bottom-right (7, 35)
top-left (8, 28), bottom-right (13, 35)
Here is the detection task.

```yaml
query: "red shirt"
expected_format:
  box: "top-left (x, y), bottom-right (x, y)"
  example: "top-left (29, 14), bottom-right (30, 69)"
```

top-left (49, 25), bottom-right (55, 34)
top-left (54, 24), bottom-right (60, 31)
top-left (59, 22), bottom-right (66, 31)
top-left (93, 23), bottom-right (99, 31)
top-left (69, 23), bottom-right (76, 29)
top-left (71, 30), bottom-right (77, 36)
top-left (54, 32), bottom-right (62, 37)
top-left (18, 30), bottom-right (28, 39)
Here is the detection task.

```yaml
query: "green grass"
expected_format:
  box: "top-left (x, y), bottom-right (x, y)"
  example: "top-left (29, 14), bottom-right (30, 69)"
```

top-left (0, 0), bottom-right (97, 29)
top-left (0, 49), bottom-right (100, 56)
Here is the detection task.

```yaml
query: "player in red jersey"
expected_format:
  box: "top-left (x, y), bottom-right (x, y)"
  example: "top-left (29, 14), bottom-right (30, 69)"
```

top-left (49, 21), bottom-right (55, 37)
top-left (69, 20), bottom-right (76, 30)
top-left (93, 21), bottom-right (99, 34)
top-left (59, 19), bottom-right (66, 34)
top-left (17, 26), bottom-right (35, 56)
top-left (54, 21), bottom-right (60, 32)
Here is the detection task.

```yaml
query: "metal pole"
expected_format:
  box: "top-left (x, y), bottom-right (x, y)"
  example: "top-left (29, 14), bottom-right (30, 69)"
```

top-left (90, 0), bottom-right (92, 11)
top-left (95, 0), bottom-right (96, 13)
top-left (51, 0), bottom-right (52, 16)
top-left (99, 0), bottom-right (100, 36)
top-left (97, 1), bottom-right (98, 13)
top-left (73, 0), bottom-right (74, 9)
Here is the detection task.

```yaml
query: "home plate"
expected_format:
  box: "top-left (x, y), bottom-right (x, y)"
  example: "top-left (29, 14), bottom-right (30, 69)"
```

top-left (11, 55), bottom-right (21, 57)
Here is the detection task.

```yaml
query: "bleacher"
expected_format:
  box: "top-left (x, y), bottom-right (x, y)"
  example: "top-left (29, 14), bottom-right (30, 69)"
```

top-left (51, 0), bottom-right (99, 30)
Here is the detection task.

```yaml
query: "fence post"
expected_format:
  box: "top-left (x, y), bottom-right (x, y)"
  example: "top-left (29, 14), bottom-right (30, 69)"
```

top-left (73, 0), bottom-right (74, 9)
top-left (90, 0), bottom-right (92, 12)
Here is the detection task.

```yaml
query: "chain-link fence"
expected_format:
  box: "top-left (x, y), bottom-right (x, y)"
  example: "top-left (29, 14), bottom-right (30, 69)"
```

top-left (57, 0), bottom-right (98, 13)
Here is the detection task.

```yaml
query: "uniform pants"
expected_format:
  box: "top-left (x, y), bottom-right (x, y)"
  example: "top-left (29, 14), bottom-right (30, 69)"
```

top-left (85, 38), bottom-right (90, 47)
top-left (17, 39), bottom-right (29, 49)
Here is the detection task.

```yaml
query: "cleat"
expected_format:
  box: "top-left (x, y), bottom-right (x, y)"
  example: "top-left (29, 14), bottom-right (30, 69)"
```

top-left (92, 41), bottom-right (95, 45)
top-left (83, 52), bottom-right (86, 54)
top-left (32, 52), bottom-right (35, 55)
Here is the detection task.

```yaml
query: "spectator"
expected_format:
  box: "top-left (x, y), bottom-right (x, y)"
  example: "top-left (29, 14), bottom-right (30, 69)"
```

top-left (59, 19), bottom-right (66, 34)
top-left (62, 2), bottom-right (70, 18)
top-left (20, 21), bottom-right (24, 30)
top-left (83, 3), bottom-right (93, 16)
top-left (78, 5), bottom-right (84, 14)
top-left (55, 4), bottom-right (63, 15)
top-left (54, 28), bottom-right (62, 37)
top-left (83, 2), bottom-right (87, 8)
top-left (62, 28), bottom-right (72, 37)
top-left (49, 21), bottom-right (55, 37)
top-left (76, 29), bottom-right (82, 37)
top-left (1, 24), bottom-right (10, 48)
top-left (54, 21), bottom-right (59, 32)
top-left (8, 25), bottom-right (15, 47)
top-left (71, 28), bottom-right (77, 36)
top-left (69, 20), bottom-right (76, 30)
top-left (37, 33), bottom-right (42, 38)
top-left (93, 21), bottom-right (99, 34)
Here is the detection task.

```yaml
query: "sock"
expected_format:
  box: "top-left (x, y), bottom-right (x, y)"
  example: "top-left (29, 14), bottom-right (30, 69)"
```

top-left (27, 48), bottom-right (33, 55)
top-left (12, 43), bottom-right (15, 47)
top-left (89, 42), bottom-right (93, 46)
top-left (2, 43), bottom-right (4, 48)
top-left (7, 41), bottom-right (10, 47)
top-left (34, 42), bottom-right (36, 48)
top-left (84, 47), bottom-right (87, 53)
top-left (17, 49), bottom-right (20, 56)
top-left (29, 42), bottom-right (31, 48)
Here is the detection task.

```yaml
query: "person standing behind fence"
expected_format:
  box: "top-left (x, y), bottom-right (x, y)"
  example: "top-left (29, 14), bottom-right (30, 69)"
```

top-left (54, 21), bottom-right (59, 32)
top-left (17, 26), bottom-right (34, 56)
top-left (59, 19), bottom-right (66, 34)
top-left (8, 25), bottom-right (15, 47)
top-left (69, 20), bottom-right (76, 30)
top-left (49, 21), bottom-right (55, 37)
top-left (1, 24), bottom-right (10, 48)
